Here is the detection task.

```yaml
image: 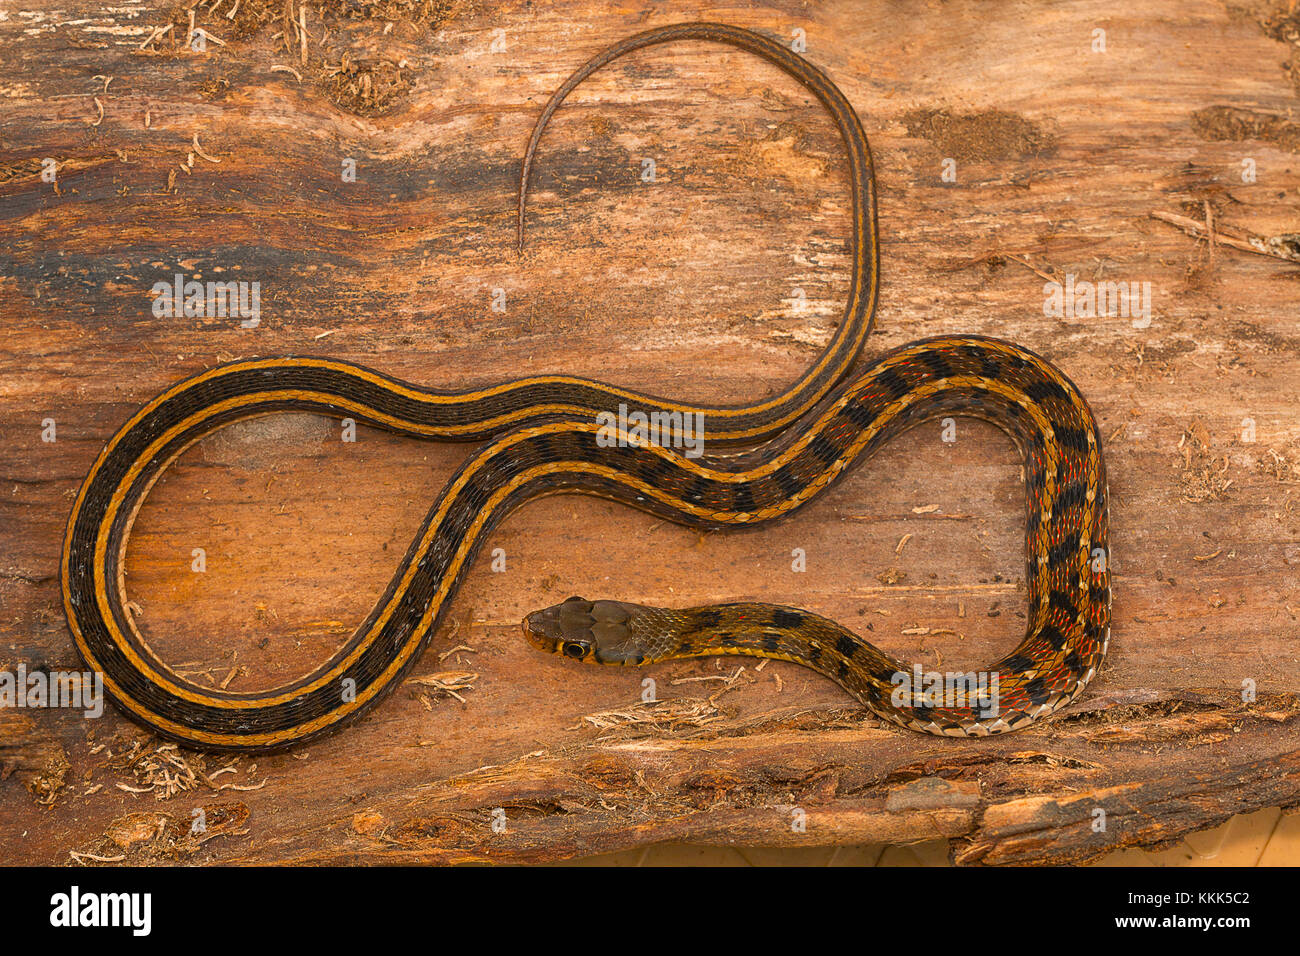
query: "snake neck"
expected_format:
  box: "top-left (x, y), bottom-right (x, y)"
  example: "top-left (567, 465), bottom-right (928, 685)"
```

top-left (603, 601), bottom-right (903, 707)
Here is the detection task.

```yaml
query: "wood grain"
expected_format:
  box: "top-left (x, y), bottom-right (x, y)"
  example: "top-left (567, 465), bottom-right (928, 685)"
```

top-left (1, 0), bottom-right (1298, 865)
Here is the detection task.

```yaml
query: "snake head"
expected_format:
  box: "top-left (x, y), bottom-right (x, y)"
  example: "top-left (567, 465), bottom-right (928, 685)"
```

top-left (523, 596), bottom-right (649, 665)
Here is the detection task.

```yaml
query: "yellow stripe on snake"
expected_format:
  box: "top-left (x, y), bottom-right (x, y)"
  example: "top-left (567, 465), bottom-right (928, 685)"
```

top-left (62, 23), bottom-right (1110, 751)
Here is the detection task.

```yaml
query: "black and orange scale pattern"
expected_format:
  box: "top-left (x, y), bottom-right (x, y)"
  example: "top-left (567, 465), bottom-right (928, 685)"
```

top-left (62, 22), bottom-right (888, 751)
top-left (60, 22), bottom-right (1109, 750)
top-left (528, 335), bottom-right (1111, 736)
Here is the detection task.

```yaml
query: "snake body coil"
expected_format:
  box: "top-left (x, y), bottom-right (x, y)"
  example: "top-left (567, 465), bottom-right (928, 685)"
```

top-left (62, 24), bottom-right (1108, 751)
top-left (524, 335), bottom-right (1111, 736)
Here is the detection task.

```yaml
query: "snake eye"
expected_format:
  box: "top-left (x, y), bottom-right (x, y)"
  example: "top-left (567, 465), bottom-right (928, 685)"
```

top-left (562, 641), bottom-right (588, 660)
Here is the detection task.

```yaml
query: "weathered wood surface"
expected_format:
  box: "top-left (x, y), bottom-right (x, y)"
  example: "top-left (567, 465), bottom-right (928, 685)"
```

top-left (1, 0), bottom-right (1298, 865)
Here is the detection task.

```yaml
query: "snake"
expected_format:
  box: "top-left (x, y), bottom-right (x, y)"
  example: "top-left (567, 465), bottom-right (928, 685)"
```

top-left (61, 23), bottom-right (1109, 752)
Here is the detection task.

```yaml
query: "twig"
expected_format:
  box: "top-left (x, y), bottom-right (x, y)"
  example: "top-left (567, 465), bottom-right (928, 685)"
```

top-left (1150, 210), bottom-right (1300, 264)
top-left (282, 0), bottom-right (295, 52)
top-left (299, 5), bottom-right (308, 64)
top-left (139, 23), bottom-right (172, 49)
top-left (192, 133), bottom-right (222, 164)
top-left (1004, 253), bottom-right (1060, 283)
top-left (71, 850), bottom-right (127, 864)
top-left (1203, 200), bottom-right (1216, 264)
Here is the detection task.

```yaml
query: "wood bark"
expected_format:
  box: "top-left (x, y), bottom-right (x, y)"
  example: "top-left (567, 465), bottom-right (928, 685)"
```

top-left (1, 0), bottom-right (1298, 864)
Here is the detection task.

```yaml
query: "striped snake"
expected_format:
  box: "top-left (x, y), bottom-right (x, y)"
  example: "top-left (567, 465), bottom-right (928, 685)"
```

top-left (62, 23), bottom-right (1109, 751)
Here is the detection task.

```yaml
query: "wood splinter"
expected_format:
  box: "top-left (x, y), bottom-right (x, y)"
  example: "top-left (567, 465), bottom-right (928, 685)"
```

top-left (1150, 210), bottom-right (1300, 264)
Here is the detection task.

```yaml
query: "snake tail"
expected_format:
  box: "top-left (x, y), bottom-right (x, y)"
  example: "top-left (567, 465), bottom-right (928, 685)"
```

top-left (62, 22), bottom-right (884, 751)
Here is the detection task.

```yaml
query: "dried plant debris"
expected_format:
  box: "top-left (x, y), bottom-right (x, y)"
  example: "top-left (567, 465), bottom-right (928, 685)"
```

top-left (147, 0), bottom-right (281, 49)
top-left (1259, 444), bottom-right (1300, 484)
top-left (70, 803), bottom-right (250, 864)
top-left (318, 0), bottom-right (460, 24)
top-left (581, 697), bottom-right (722, 734)
top-left (1177, 420), bottom-right (1235, 502)
top-left (108, 740), bottom-right (265, 800)
top-left (408, 670), bottom-right (478, 706)
top-left (27, 751), bottom-right (72, 808)
top-left (140, 0), bottom-right (469, 114)
top-left (320, 53), bottom-right (413, 113)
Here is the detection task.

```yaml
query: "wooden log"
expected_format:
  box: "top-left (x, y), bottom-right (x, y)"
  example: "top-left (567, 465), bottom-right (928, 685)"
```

top-left (1, 0), bottom-right (1298, 865)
